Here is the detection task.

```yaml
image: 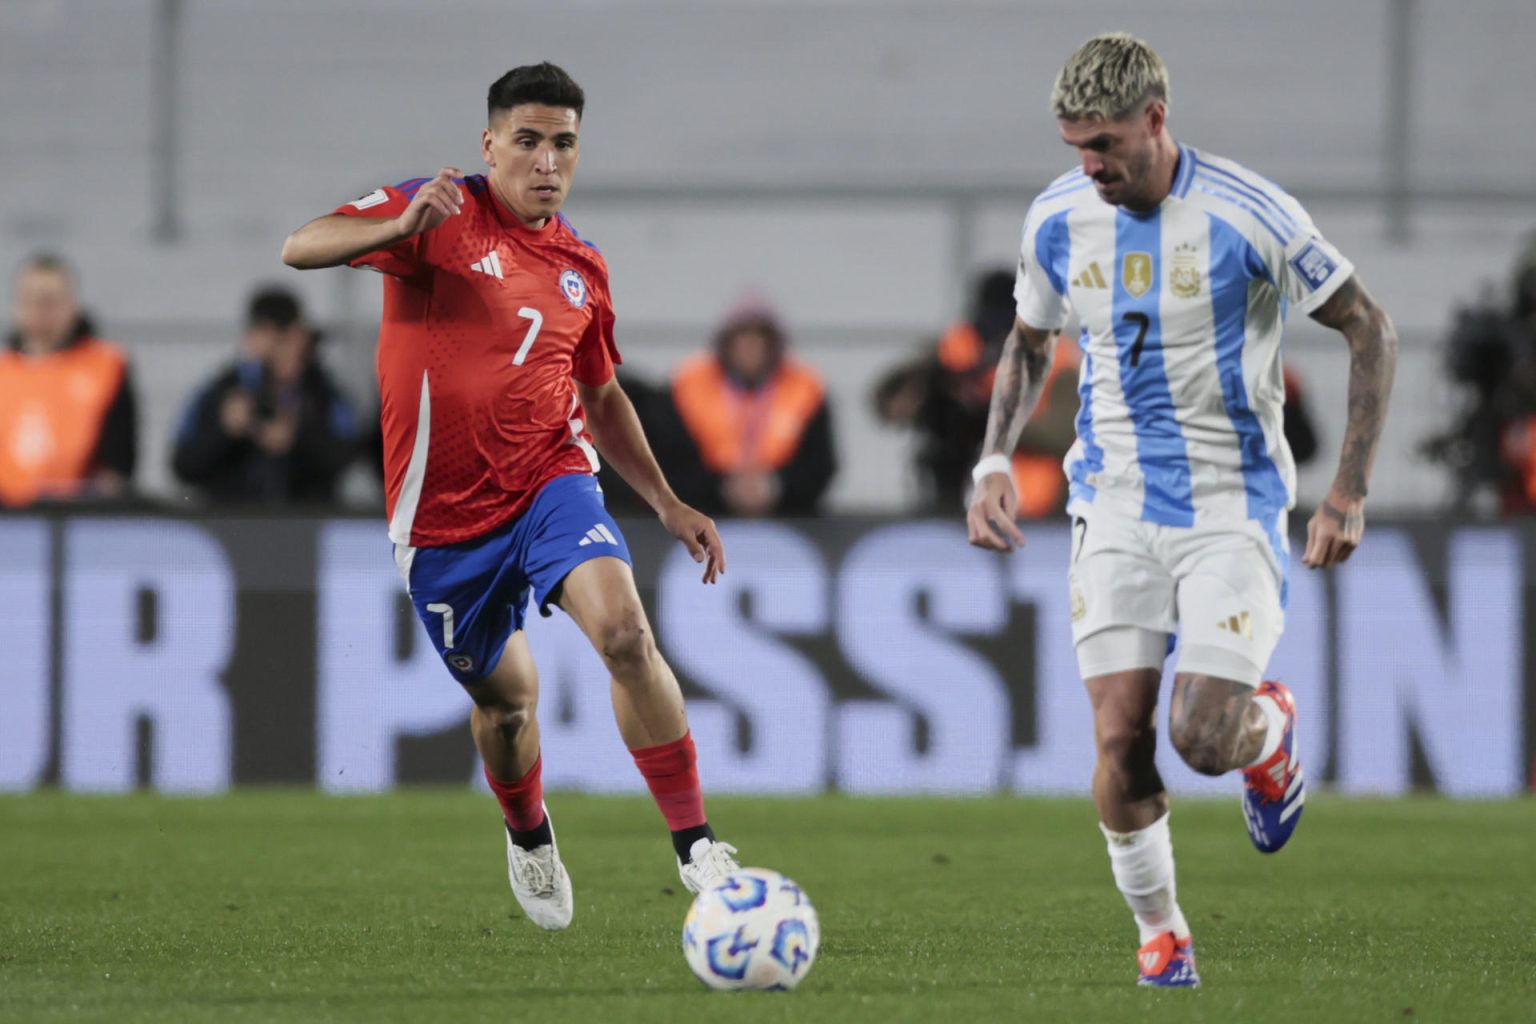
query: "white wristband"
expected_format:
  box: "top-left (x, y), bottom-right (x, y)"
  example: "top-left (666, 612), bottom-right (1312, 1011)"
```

top-left (971, 454), bottom-right (1013, 486)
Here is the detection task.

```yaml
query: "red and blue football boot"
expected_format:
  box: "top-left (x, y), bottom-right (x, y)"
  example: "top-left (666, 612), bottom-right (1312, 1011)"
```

top-left (1137, 931), bottom-right (1200, 987)
top-left (1241, 680), bottom-right (1305, 853)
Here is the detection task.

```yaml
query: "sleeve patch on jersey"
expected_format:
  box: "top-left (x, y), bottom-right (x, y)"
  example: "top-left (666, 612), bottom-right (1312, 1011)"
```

top-left (1289, 240), bottom-right (1337, 291)
top-left (350, 188), bottom-right (389, 211)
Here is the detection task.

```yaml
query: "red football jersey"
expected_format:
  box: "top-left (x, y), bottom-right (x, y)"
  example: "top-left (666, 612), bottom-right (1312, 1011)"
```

top-left (334, 175), bottom-right (621, 547)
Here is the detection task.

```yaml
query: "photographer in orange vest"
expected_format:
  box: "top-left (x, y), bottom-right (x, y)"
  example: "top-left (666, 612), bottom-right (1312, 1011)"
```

top-left (0, 254), bottom-right (137, 507)
top-left (669, 301), bottom-right (837, 517)
top-left (874, 268), bottom-right (1079, 516)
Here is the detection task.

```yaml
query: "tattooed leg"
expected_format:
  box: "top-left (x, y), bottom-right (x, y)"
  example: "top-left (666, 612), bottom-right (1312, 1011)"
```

top-left (1167, 674), bottom-right (1268, 776)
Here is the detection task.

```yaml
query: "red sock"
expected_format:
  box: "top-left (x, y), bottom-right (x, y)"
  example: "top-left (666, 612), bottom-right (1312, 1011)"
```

top-left (630, 732), bottom-right (708, 831)
top-left (483, 756), bottom-right (546, 833)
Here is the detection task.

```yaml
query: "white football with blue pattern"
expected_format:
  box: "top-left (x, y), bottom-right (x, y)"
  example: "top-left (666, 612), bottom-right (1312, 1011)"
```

top-left (682, 867), bottom-right (820, 991)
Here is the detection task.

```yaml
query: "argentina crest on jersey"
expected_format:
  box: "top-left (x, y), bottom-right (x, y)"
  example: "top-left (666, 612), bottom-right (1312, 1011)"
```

top-left (558, 268), bottom-right (588, 309)
top-left (1170, 242), bottom-right (1202, 299)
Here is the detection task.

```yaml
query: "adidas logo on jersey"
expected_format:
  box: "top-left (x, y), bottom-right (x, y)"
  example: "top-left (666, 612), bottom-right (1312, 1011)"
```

top-left (1071, 262), bottom-right (1109, 289)
top-left (470, 251), bottom-right (505, 280)
top-left (578, 524), bottom-right (619, 547)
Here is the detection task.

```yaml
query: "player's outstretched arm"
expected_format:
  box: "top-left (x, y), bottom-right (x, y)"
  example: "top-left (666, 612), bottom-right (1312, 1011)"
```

top-left (576, 377), bottom-right (726, 584)
top-left (280, 167), bottom-right (464, 270)
top-left (966, 319), bottom-right (1059, 552)
top-left (1302, 275), bottom-right (1398, 569)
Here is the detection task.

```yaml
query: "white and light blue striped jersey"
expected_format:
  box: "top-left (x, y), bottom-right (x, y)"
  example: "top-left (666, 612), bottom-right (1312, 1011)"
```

top-left (1014, 143), bottom-right (1352, 533)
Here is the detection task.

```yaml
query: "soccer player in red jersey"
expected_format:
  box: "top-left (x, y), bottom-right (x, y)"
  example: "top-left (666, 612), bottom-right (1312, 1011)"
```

top-left (282, 63), bottom-right (739, 930)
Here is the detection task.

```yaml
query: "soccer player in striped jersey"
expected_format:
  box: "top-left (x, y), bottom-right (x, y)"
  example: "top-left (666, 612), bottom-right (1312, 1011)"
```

top-left (282, 63), bottom-right (742, 932)
top-left (967, 34), bottom-right (1397, 987)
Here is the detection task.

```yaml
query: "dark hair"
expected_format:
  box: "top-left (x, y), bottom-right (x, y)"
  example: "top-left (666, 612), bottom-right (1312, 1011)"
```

top-left (247, 285), bottom-right (303, 330)
top-left (487, 62), bottom-right (585, 121)
top-left (15, 251), bottom-right (75, 285)
top-left (970, 267), bottom-right (1018, 345)
top-left (8, 253), bottom-right (91, 351)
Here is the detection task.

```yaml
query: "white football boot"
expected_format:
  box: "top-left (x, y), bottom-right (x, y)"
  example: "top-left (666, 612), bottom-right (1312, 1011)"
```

top-left (678, 837), bottom-right (741, 894)
top-left (505, 805), bottom-right (573, 931)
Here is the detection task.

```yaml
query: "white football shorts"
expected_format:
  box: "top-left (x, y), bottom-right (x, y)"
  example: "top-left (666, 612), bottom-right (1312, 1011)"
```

top-left (1067, 501), bottom-right (1288, 687)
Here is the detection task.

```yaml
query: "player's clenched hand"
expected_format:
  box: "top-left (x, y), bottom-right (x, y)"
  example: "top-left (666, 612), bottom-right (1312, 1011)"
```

top-left (394, 167), bottom-right (463, 239)
top-left (967, 473), bottom-right (1027, 552)
top-left (659, 499), bottom-right (727, 584)
top-left (1303, 491), bottom-right (1364, 569)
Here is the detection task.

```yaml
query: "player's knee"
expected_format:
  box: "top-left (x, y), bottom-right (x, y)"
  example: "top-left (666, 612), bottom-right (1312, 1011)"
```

top-left (1096, 717), bottom-right (1157, 775)
top-left (1168, 715), bottom-right (1228, 776)
top-left (596, 617), bottom-right (657, 678)
top-left (474, 694), bottom-right (535, 743)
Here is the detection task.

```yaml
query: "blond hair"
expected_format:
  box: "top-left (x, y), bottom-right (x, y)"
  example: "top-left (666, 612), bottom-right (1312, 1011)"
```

top-left (1050, 33), bottom-right (1169, 122)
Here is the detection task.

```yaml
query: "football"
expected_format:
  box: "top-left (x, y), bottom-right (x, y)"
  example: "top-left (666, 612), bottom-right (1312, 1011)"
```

top-left (682, 868), bottom-right (820, 991)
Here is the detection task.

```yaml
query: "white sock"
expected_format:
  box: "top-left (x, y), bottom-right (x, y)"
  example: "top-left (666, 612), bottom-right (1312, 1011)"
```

top-left (1244, 693), bottom-right (1286, 768)
top-left (1100, 812), bottom-right (1190, 943)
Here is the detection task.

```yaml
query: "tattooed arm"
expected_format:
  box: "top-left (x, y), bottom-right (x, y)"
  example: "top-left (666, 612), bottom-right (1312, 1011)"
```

top-left (965, 318), bottom-right (1059, 551)
top-left (1302, 275), bottom-right (1398, 568)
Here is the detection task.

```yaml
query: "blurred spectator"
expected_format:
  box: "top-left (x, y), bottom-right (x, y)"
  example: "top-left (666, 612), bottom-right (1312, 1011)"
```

top-left (594, 369), bottom-right (700, 516)
top-left (1496, 237), bottom-right (1536, 513)
top-left (173, 286), bottom-right (359, 504)
top-left (0, 254), bottom-right (137, 507)
top-left (874, 268), bottom-right (1079, 516)
top-left (668, 301), bottom-right (836, 517)
top-left (1422, 234), bottom-right (1536, 515)
top-left (1282, 366), bottom-right (1320, 468)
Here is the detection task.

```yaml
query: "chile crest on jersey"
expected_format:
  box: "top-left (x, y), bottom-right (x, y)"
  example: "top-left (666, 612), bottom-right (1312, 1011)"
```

top-left (559, 269), bottom-right (588, 309)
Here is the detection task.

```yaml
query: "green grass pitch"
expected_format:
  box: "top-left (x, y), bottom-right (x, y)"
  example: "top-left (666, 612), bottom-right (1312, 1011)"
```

top-left (2, 792), bottom-right (1532, 1023)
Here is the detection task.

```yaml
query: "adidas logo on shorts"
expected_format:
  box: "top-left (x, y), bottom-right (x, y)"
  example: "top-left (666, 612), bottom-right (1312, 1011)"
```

top-left (578, 524), bottom-right (618, 547)
top-left (1215, 610), bottom-right (1254, 640)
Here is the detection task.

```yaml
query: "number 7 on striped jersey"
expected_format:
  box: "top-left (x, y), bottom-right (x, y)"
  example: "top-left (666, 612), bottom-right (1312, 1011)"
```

top-left (1122, 311), bottom-right (1150, 368)
top-left (513, 307), bottom-right (542, 366)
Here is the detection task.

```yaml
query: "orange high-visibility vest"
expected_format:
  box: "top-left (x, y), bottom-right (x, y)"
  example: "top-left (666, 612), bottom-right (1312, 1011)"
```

top-left (936, 322), bottom-right (1080, 518)
top-left (0, 338), bottom-right (127, 506)
top-left (671, 355), bottom-right (825, 473)
top-left (1515, 415), bottom-right (1536, 511)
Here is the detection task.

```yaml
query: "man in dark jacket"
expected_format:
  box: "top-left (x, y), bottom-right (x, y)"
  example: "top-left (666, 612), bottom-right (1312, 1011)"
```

top-left (173, 286), bottom-right (358, 504)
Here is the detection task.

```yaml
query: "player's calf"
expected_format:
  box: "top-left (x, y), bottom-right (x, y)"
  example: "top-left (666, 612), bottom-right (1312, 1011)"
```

top-left (557, 557), bottom-right (736, 877)
top-left (463, 647), bottom-right (548, 849)
top-left (472, 701), bottom-right (534, 772)
top-left (1171, 672), bottom-right (1306, 852)
top-left (1168, 720), bottom-right (1239, 776)
top-left (1085, 665), bottom-right (1168, 815)
top-left (1168, 673), bottom-right (1267, 776)
top-left (1095, 716), bottom-right (1165, 802)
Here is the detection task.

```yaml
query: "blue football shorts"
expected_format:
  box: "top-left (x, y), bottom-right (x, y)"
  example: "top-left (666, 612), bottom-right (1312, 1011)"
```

top-left (392, 473), bottom-right (632, 684)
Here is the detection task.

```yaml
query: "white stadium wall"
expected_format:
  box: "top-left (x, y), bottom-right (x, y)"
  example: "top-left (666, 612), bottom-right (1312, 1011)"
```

top-left (3, 1), bottom-right (1535, 512)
